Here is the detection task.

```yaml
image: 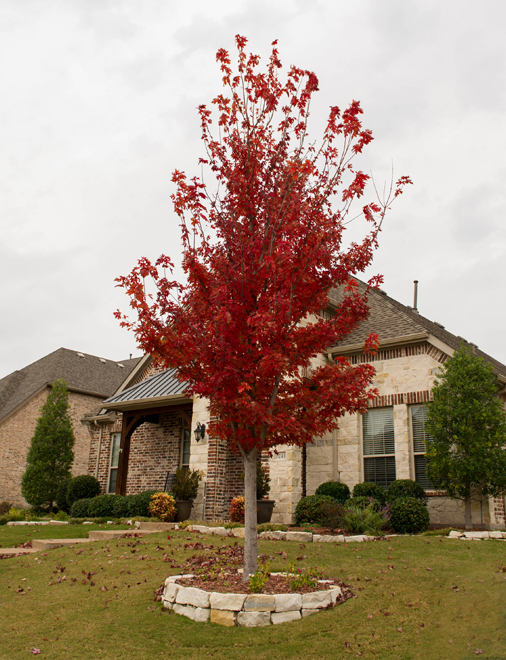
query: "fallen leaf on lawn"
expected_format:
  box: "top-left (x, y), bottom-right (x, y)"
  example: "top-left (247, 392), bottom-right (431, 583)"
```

top-left (30, 649), bottom-right (41, 655)
top-left (397, 627), bottom-right (403, 633)
top-left (367, 615), bottom-right (372, 620)
top-left (426, 568), bottom-right (433, 571)
top-left (474, 650), bottom-right (483, 655)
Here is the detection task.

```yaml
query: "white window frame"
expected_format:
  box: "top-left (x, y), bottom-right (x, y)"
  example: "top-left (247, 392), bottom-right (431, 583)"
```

top-left (180, 424), bottom-right (191, 470)
top-left (107, 432), bottom-right (122, 494)
top-left (409, 404), bottom-right (434, 490)
top-left (362, 407), bottom-right (396, 488)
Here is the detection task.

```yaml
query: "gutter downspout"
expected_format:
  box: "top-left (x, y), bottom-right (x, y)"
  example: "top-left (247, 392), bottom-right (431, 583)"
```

top-left (95, 421), bottom-right (104, 479)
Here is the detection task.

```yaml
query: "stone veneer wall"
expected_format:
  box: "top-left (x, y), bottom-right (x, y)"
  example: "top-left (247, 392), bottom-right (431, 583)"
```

top-left (267, 344), bottom-right (506, 529)
top-left (0, 387), bottom-right (105, 507)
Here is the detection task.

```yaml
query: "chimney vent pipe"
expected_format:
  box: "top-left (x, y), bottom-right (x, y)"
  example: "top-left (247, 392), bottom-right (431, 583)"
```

top-left (413, 280), bottom-right (419, 312)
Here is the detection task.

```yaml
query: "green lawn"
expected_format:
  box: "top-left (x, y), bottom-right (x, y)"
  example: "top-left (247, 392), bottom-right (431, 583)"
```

top-left (0, 523), bottom-right (130, 549)
top-left (1, 525), bottom-right (505, 659)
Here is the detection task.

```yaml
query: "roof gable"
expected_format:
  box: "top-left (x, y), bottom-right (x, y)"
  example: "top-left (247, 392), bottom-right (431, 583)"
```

top-left (0, 348), bottom-right (142, 424)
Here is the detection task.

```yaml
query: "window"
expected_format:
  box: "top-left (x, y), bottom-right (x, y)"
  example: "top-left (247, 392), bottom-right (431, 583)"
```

top-left (181, 426), bottom-right (191, 469)
top-left (362, 408), bottom-right (396, 487)
top-left (411, 405), bottom-right (434, 489)
top-left (108, 432), bottom-right (121, 493)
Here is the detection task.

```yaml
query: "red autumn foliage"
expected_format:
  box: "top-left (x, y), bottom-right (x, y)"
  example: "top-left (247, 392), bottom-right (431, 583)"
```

top-left (115, 36), bottom-right (411, 575)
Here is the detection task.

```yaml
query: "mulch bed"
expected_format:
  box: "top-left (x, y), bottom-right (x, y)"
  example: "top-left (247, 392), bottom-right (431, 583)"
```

top-left (155, 540), bottom-right (354, 601)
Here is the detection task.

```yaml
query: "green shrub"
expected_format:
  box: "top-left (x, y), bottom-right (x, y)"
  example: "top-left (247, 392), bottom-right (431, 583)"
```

top-left (67, 475), bottom-right (101, 507)
top-left (55, 510), bottom-right (70, 521)
top-left (70, 498), bottom-right (91, 518)
top-left (129, 490), bottom-right (159, 517)
top-left (239, 462), bottom-right (271, 499)
top-left (112, 495), bottom-right (132, 518)
top-left (342, 503), bottom-right (388, 536)
top-left (389, 497), bottom-right (430, 534)
top-left (171, 468), bottom-right (202, 501)
top-left (386, 479), bottom-right (427, 503)
top-left (315, 481), bottom-right (351, 504)
top-left (0, 501), bottom-right (12, 516)
top-left (318, 500), bottom-right (345, 529)
top-left (257, 522), bottom-right (289, 533)
top-left (87, 494), bottom-right (120, 518)
top-left (294, 495), bottom-right (335, 525)
top-left (345, 496), bottom-right (382, 512)
top-left (352, 482), bottom-right (387, 504)
top-left (55, 478), bottom-right (72, 513)
top-left (0, 514), bottom-right (25, 525)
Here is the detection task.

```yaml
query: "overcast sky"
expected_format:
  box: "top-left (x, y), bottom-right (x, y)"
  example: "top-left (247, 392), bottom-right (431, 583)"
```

top-left (1, 0), bottom-right (505, 378)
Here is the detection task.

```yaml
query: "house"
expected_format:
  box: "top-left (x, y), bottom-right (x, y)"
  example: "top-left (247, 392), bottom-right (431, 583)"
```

top-left (0, 348), bottom-right (141, 507)
top-left (84, 285), bottom-right (506, 529)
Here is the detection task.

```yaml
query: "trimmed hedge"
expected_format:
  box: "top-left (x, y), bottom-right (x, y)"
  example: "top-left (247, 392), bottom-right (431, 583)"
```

top-left (294, 495), bottom-right (335, 525)
top-left (315, 481), bottom-right (351, 504)
top-left (56, 478), bottom-right (72, 513)
top-left (67, 476), bottom-right (101, 507)
top-left (352, 482), bottom-right (387, 504)
top-left (87, 494), bottom-right (120, 518)
top-left (389, 496), bottom-right (430, 534)
top-left (113, 494), bottom-right (133, 518)
top-left (129, 490), bottom-right (159, 517)
top-left (386, 479), bottom-right (427, 503)
top-left (70, 498), bottom-right (91, 518)
top-left (344, 496), bottom-right (383, 513)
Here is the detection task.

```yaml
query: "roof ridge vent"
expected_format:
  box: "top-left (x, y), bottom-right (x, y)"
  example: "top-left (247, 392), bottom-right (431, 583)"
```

top-left (77, 352), bottom-right (85, 358)
top-left (99, 358), bottom-right (107, 363)
top-left (434, 321), bottom-right (445, 329)
top-left (118, 363), bottom-right (125, 368)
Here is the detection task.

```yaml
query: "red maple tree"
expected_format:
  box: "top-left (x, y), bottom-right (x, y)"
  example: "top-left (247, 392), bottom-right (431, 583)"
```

top-left (116, 36), bottom-right (411, 577)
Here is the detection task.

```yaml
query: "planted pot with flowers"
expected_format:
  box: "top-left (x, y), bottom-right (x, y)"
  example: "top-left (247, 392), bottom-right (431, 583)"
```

top-left (170, 468), bottom-right (202, 522)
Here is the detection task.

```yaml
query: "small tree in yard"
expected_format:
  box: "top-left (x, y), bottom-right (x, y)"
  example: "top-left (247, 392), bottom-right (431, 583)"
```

top-left (21, 379), bottom-right (75, 512)
top-left (426, 345), bottom-right (506, 529)
top-left (116, 36), bottom-right (410, 578)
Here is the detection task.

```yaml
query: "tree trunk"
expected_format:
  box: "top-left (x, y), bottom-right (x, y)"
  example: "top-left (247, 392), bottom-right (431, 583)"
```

top-left (464, 496), bottom-right (473, 530)
top-left (243, 447), bottom-right (258, 581)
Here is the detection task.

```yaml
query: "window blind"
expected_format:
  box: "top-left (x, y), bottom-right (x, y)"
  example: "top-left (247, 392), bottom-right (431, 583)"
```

top-left (363, 409), bottom-right (395, 456)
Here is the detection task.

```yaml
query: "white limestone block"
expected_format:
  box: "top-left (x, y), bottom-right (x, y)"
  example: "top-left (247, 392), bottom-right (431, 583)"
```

top-left (271, 610), bottom-right (301, 624)
top-left (274, 593), bottom-right (302, 612)
top-left (175, 585), bottom-right (210, 608)
top-left (229, 528), bottom-right (245, 538)
top-left (210, 592), bottom-right (247, 611)
top-left (286, 532), bottom-right (313, 543)
top-left (263, 531), bottom-right (287, 540)
top-left (301, 590), bottom-right (332, 609)
top-left (313, 534), bottom-right (345, 543)
top-left (301, 609), bottom-right (318, 617)
top-left (191, 525), bottom-right (210, 534)
top-left (164, 583), bottom-right (179, 602)
top-left (209, 527), bottom-right (228, 536)
top-left (329, 587), bottom-right (342, 603)
top-left (345, 535), bottom-right (367, 542)
top-left (488, 531), bottom-right (504, 539)
top-left (173, 603), bottom-right (210, 622)
top-left (162, 600), bottom-right (173, 610)
top-left (243, 594), bottom-right (276, 612)
top-left (448, 530), bottom-right (463, 538)
top-left (464, 531), bottom-right (489, 539)
top-left (237, 611), bottom-right (271, 627)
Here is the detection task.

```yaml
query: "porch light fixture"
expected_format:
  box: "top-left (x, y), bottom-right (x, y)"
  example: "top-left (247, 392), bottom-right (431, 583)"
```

top-left (194, 422), bottom-right (206, 443)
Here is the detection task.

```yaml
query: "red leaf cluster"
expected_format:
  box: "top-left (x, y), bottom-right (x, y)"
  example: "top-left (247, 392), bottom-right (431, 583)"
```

top-left (115, 35), bottom-right (411, 456)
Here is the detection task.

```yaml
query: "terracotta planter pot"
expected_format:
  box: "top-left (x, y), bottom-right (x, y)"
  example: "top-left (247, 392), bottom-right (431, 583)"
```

top-left (257, 499), bottom-right (275, 524)
top-left (175, 500), bottom-right (193, 523)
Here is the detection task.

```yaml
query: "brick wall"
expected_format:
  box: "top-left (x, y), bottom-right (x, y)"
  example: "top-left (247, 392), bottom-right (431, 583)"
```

top-left (0, 387), bottom-right (105, 507)
top-left (88, 411), bottom-right (186, 495)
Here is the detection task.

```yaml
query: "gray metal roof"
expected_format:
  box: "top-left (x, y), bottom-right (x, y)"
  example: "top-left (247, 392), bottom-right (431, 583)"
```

top-left (103, 368), bottom-right (187, 406)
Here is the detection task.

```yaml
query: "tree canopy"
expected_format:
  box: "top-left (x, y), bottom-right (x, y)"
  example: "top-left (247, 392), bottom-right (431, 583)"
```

top-left (116, 36), bottom-right (411, 574)
top-left (21, 379), bottom-right (75, 512)
top-left (426, 345), bottom-right (506, 528)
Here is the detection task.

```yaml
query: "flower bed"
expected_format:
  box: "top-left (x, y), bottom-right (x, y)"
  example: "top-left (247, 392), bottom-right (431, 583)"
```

top-left (162, 573), bottom-right (352, 627)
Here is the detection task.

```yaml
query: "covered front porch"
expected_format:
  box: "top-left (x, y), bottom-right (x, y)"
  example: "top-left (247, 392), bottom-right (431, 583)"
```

top-left (101, 369), bottom-right (193, 496)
